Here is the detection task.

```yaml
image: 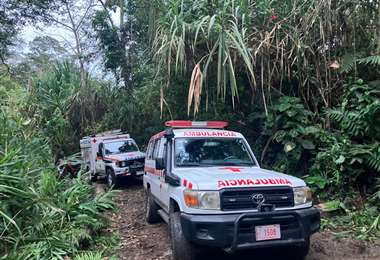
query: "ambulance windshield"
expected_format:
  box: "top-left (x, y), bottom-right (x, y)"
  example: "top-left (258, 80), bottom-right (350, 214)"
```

top-left (104, 140), bottom-right (139, 155)
top-left (175, 138), bottom-right (256, 167)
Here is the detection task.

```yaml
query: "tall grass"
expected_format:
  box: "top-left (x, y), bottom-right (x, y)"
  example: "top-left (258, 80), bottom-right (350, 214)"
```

top-left (151, 0), bottom-right (379, 115)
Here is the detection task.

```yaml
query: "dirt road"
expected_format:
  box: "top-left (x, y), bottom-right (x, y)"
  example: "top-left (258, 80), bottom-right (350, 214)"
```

top-left (104, 181), bottom-right (380, 260)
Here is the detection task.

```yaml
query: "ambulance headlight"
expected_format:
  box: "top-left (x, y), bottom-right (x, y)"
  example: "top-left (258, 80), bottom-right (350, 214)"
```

top-left (293, 187), bottom-right (312, 206)
top-left (183, 190), bottom-right (220, 210)
top-left (116, 161), bottom-right (127, 168)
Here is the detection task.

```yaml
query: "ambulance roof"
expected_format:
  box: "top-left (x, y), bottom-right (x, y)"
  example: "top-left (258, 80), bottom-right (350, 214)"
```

top-left (172, 128), bottom-right (243, 138)
top-left (81, 134), bottom-right (133, 144)
top-left (102, 137), bottom-right (134, 143)
top-left (149, 128), bottom-right (243, 141)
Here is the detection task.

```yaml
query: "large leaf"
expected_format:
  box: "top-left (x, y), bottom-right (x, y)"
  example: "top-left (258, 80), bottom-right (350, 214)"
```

top-left (301, 139), bottom-right (315, 150)
top-left (335, 155), bottom-right (346, 164)
top-left (284, 142), bottom-right (296, 153)
top-left (278, 102), bottom-right (292, 112)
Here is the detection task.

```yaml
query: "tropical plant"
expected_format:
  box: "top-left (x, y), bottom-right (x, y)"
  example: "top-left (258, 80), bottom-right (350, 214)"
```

top-left (260, 96), bottom-right (320, 175)
top-left (321, 202), bottom-right (380, 241)
top-left (0, 75), bottom-right (117, 259)
top-left (308, 79), bottom-right (380, 197)
top-left (328, 79), bottom-right (380, 141)
top-left (150, 0), bottom-right (379, 115)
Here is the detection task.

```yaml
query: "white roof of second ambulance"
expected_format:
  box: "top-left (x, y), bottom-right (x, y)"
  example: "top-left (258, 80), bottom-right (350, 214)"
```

top-left (173, 128), bottom-right (243, 138)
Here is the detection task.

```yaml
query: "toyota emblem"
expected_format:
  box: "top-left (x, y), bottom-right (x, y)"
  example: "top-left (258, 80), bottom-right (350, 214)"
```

top-left (251, 193), bottom-right (265, 204)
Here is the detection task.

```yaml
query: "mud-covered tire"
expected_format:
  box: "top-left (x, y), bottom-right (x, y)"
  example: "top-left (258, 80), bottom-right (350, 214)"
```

top-left (170, 210), bottom-right (200, 260)
top-left (106, 168), bottom-right (118, 188)
top-left (85, 167), bottom-right (97, 183)
top-left (90, 172), bottom-right (97, 182)
top-left (290, 237), bottom-right (310, 260)
top-left (145, 189), bottom-right (160, 223)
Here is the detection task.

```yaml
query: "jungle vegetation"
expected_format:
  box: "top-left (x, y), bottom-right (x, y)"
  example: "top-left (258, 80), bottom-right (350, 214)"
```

top-left (1, 0), bottom-right (379, 258)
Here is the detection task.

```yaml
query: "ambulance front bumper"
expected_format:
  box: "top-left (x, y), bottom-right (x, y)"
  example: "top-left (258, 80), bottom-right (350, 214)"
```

top-left (114, 166), bottom-right (144, 176)
top-left (180, 207), bottom-right (320, 253)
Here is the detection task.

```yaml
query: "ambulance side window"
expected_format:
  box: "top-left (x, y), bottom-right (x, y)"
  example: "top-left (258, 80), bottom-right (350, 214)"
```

top-left (158, 138), bottom-right (167, 159)
top-left (146, 141), bottom-right (154, 159)
top-left (98, 143), bottom-right (104, 157)
top-left (152, 139), bottom-right (161, 159)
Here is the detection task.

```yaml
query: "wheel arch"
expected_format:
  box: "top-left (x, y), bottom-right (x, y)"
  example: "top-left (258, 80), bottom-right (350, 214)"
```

top-left (170, 196), bottom-right (181, 213)
top-left (105, 165), bottom-right (114, 173)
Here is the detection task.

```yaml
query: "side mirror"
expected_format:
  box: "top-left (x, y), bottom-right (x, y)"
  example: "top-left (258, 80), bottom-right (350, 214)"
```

top-left (155, 158), bottom-right (165, 170)
top-left (165, 174), bottom-right (180, 186)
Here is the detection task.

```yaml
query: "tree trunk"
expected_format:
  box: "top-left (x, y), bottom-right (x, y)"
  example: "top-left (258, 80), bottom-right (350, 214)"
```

top-left (64, 2), bottom-right (86, 89)
top-left (120, 0), bottom-right (124, 27)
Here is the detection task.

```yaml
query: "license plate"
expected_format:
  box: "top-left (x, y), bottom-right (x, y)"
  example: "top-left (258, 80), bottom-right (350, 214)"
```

top-left (136, 171), bottom-right (144, 176)
top-left (255, 224), bottom-right (281, 241)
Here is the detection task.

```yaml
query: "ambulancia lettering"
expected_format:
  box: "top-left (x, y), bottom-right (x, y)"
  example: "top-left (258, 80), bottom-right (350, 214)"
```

top-left (218, 178), bottom-right (292, 188)
top-left (184, 131), bottom-right (237, 137)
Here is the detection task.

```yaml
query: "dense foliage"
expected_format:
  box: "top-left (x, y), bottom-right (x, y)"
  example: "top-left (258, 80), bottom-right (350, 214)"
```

top-left (0, 0), bottom-right (379, 258)
top-left (0, 75), bottom-right (117, 258)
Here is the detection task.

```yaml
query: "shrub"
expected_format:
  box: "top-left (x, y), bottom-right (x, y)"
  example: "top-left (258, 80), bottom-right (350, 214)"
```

top-left (0, 78), bottom-right (117, 259)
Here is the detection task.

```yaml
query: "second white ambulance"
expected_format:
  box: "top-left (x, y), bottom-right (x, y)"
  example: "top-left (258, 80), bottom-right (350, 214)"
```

top-left (80, 130), bottom-right (145, 187)
top-left (143, 121), bottom-right (320, 260)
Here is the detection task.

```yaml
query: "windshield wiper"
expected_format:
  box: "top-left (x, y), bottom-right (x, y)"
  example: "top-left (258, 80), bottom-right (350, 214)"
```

top-left (220, 162), bottom-right (255, 166)
top-left (177, 162), bottom-right (218, 167)
top-left (177, 162), bottom-right (201, 167)
top-left (238, 162), bottom-right (255, 166)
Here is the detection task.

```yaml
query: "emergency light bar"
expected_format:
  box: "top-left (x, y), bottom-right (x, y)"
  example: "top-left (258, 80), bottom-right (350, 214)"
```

top-left (165, 120), bottom-right (228, 129)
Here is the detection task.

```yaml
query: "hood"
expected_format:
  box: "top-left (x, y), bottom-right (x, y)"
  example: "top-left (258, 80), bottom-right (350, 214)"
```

top-left (174, 166), bottom-right (305, 190)
top-left (105, 151), bottom-right (145, 161)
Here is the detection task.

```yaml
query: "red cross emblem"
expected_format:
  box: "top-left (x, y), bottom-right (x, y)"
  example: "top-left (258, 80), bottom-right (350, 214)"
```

top-left (220, 167), bottom-right (242, 172)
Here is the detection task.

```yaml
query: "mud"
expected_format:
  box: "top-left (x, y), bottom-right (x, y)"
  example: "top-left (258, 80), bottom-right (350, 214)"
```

top-left (101, 181), bottom-right (380, 260)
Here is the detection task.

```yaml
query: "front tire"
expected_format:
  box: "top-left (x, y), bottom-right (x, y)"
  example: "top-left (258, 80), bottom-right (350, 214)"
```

top-left (106, 168), bottom-right (118, 188)
top-left (145, 189), bottom-right (160, 223)
top-left (290, 237), bottom-right (310, 260)
top-left (90, 172), bottom-right (97, 182)
top-left (170, 210), bottom-right (200, 260)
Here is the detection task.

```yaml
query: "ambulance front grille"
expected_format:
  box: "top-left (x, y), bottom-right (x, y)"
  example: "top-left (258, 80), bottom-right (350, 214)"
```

top-left (125, 157), bottom-right (145, 166)
top-left (220, 186), bottom-right (294, 211)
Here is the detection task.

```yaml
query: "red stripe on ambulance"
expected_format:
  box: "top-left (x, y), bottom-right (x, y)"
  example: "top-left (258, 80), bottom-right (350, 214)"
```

top-left (182, 179), bottom-right (193, 189)
top-left (144, 166), bottom-right (164, 176)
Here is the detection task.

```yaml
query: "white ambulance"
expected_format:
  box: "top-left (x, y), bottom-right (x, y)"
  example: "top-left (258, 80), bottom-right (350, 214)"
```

top-left (80, 130), bottom-right (145, 187)
top-left (143, 121), bottom-right (320, 260)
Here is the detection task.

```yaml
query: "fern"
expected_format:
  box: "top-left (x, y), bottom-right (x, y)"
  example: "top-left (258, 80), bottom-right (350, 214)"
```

top-left (340, 54), bottom-right (380, 73)
top-left (311, 78), bottom-right (380, 200)
top-left (328, 109), bottom-right (367, 137)
top-left (328, 80), bottom-right (380, 139)
top-left (357, 55), bottom-right (380, 66)
top-left (73, 252), bottom-right (103, 260)
top-left (340, 53), bottom-right (359, 73)
top-left (366, 145), bottom-right (380, 172)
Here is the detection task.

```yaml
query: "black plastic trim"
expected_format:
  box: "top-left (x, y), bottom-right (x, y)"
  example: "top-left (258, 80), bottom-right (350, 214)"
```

top-left (180, 207), bottom-right (320, 253)
top-left (220, 186), bottom-right (294, 211)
